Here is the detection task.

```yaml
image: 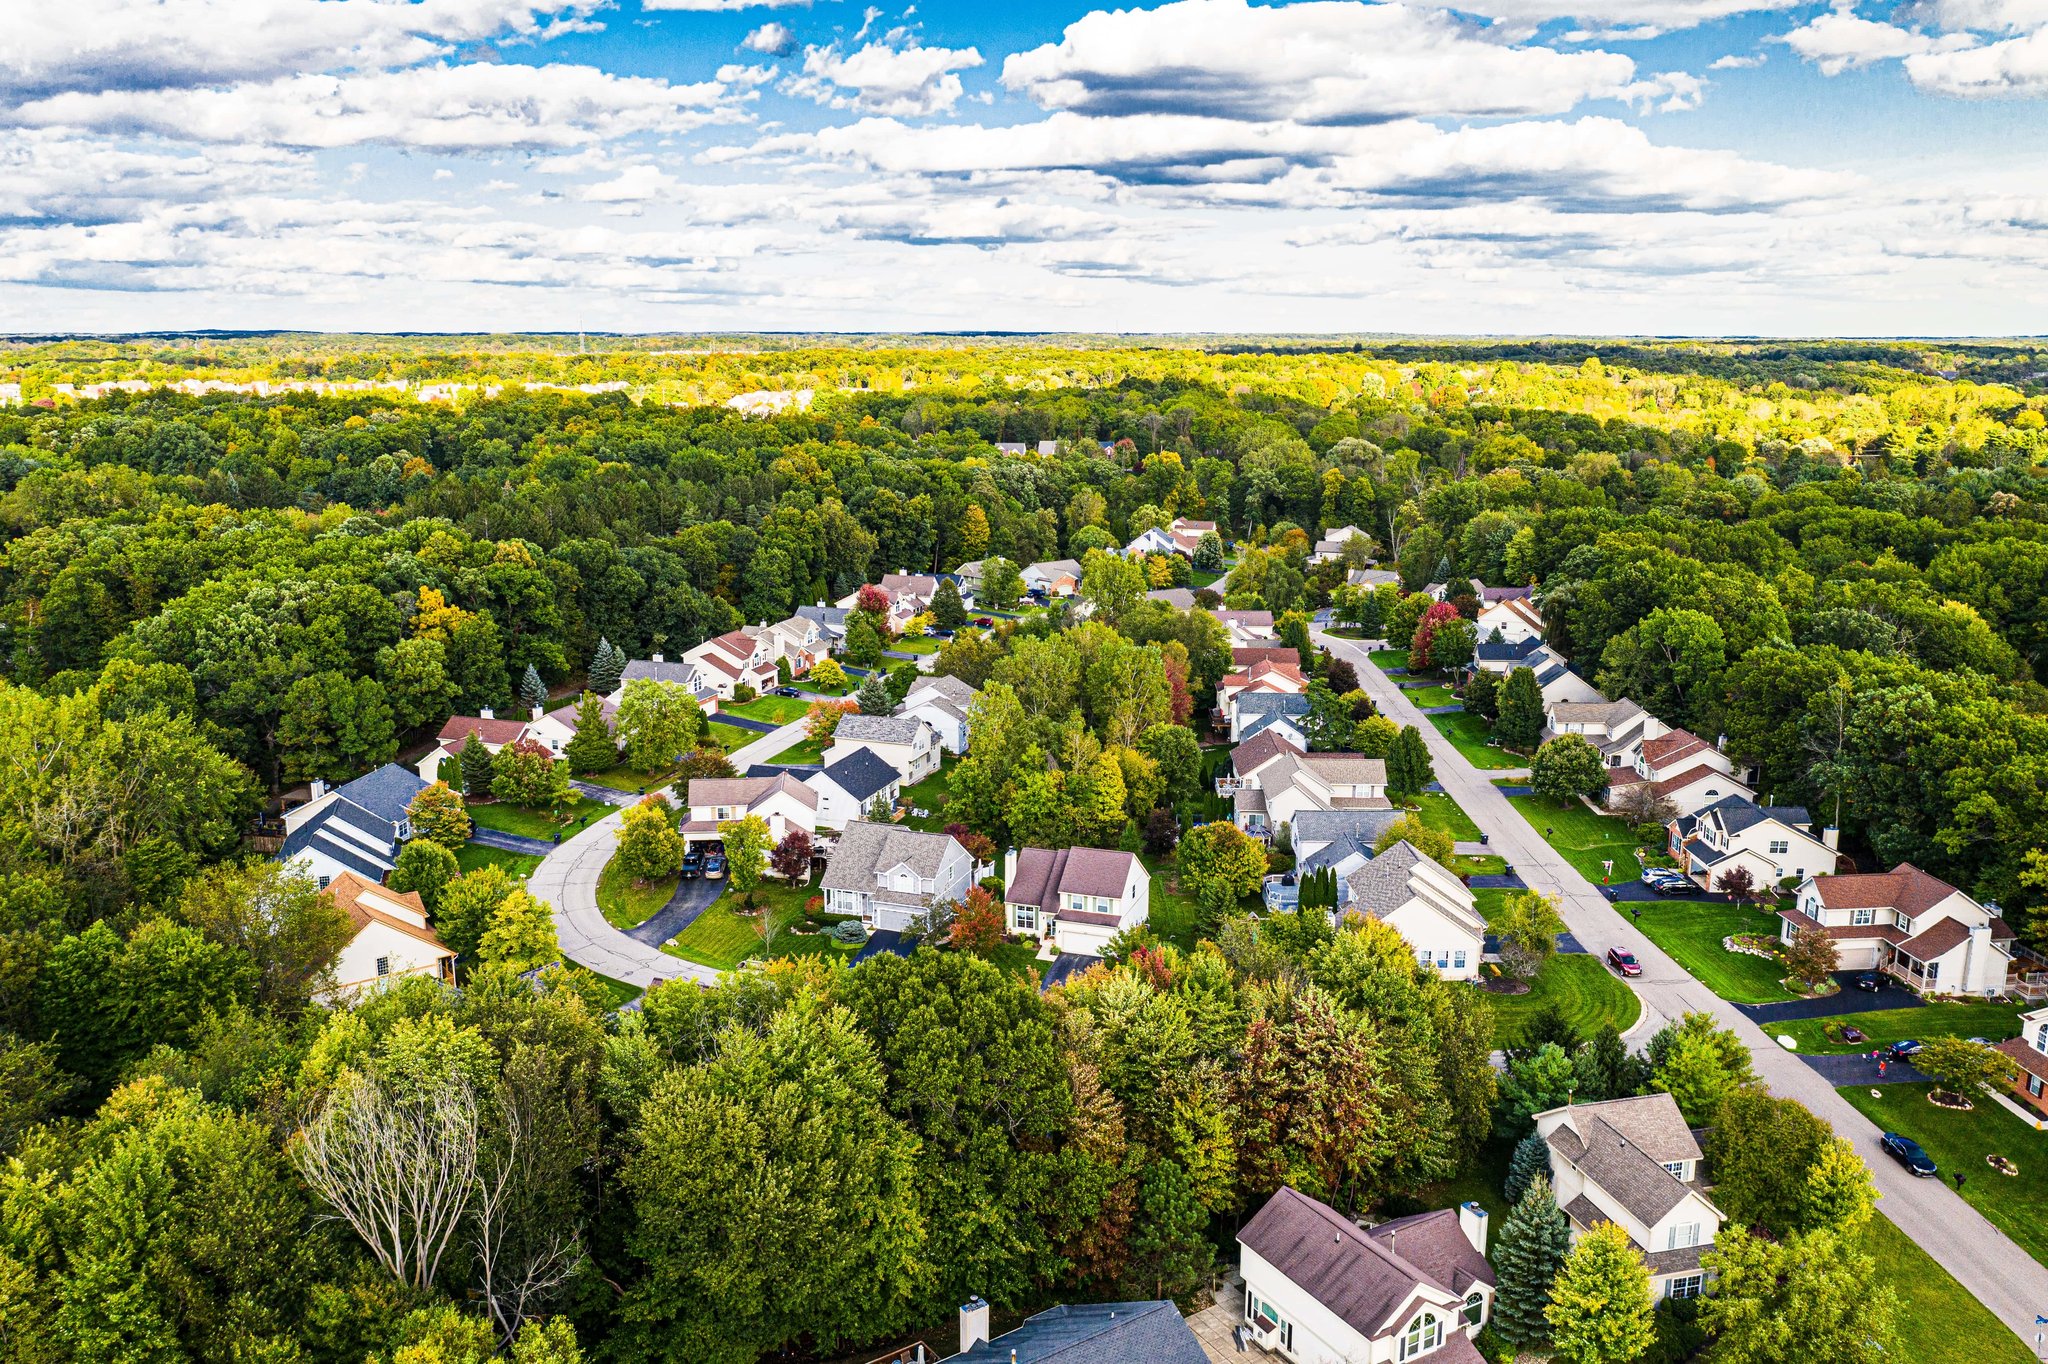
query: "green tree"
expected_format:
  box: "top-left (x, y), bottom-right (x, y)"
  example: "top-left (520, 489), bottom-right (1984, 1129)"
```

top-left (519, 664), bottom-right (548, 712)
top-left (378, 635), bottom-right (460, 733)
top-left (1705, 1090), bottom-right (1832, 1236)
top-left (1801, 1136), bottom-right (1876, 1236)
top-left (1080, 549), bottom-right (1146, 626)
top-left (1701, 1226), bottom-right (1899, 1364)
top-left (1545, 1220), bottom-right (1654, 1364)
top-left (1495, 890), bottom-right (1566, 982)
top-left (1917, 1035), bottom-right (2022, 1104)
top-left (981, 557), bottom-right (1024, 612)
top-left (459, 731), bottom-right (495, 797)
top-left (842, 611), bottom-right (887, 668)
top-left (1492, 1174), bottom-right (1572, 1349)
top-left (408, 780), bottom-right (472, 848)
top-left (388, 838), bottom-right (461, 918)
top-left (1385, 724), bottom-right (1434, 799)
top-left (1649, 1012), bottom-right (1756, 1123)
top-left (615, 796), bottom-right (684, 884)
top-left (493, 737), bottom-right (570, 809)
top-left (1431, 616), bottom-right (1478, 671)
top-left (435, 864), bottom-right (518, 959)
top-left (1176, 821), bottom-right (1267, 922)
top-left (1504, 1131), bottom-right (1551, 1205)
top-left (615, 679), bottom-right (701, 776)
top-left (1193, 532), bottom-right (1224, 574)
top-left (587, 637), bottom-right (624, 696)
top-left (1372, 814), bottom-right (1454, 866)
top-left (855, 672), bottom-right (893, 715)
top-left (808, 656), bottom-right (847, 690)
top-left (931, 578), bottom-right (968, 630)
top-left (1497, 666), bottom-right (1545, 750)
top-left (1530, 734), bottom-right (1606, 806)
top-left (562, 692), bottom-right (617, 774)
top-left (173, 861), bottom-right (347, 1016)
top-left (34, 920), bottom-right (256, 1085)
top-left (1499, 1042), bottom-right (1577, 1133)
top-left (1138, 722), bottom-right (1203, 805)
top-left (718, 814), bottom-right (773, 907)
top-left (478, 888), bottom-right (559, 971)
top-left (1573, 1023), bottom-right (1650, 1101)
top-left (278, 670), bottom-right (399, 785)
top-left (1465, 667), bottom-right (1500, 721)
top-left (1127, 1158), bottom-right (1213, 1301)
top-left (1597, 607), bottom-right (1728, 736)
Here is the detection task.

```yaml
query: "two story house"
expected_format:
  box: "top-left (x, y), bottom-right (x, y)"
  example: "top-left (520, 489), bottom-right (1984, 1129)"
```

top-left (681, 773), bottom-right (819, 854)
top-left (1213, 609), bottom-right (1277, 646)
top-left (322, 871), bottom-right (456, 1000)
top-left (612, 657), bottom-right (719, 711)
top-left (1489, 652), bottom-right (1603, 705)
top-left (1238, 1186), bottom-right (1493, 1364)
top-left (1783, 863), bottom-right (2017, 997)
top-left (415, 705), bottom-right (580, 782)
top-left (786, 748), bottom-right (903, 830)
top-left (1670, 796), bottom-right (1838, 892)
top-left (826, 713), bottom-right (942, 785)
top-left (1475, 594), bottom-right (1545, 646)
top-left (1226, 733), bottom-right (1390, 842)
top-left (1022, 559), bottom-right (1083, 598)
top-left (682, 628), bottom-right (780, 699)
top-left (1123, 517), bottom-right (1217, 560)
top-left (819, 821), bottom-right (981, 934)
top-left (1542, 698), bottom-right (1669, 773)
top-left (1310, 524), bottom-right (1369, 563)
top-left (1002, 845), bottom-right (1150, 957)
top-left (897, 674), bottom-right (977, 754)
top-left (837, 573), bottom-right (939, 629)
top-left (278, 763), bottom-right (427, 888)
top-left (1602, 727), bottom-right (1754, 818)
top-left (1264, 808), bottom-right (1409, 911)
top-left (1219, 659), bottom-right (1308, 739)
top-left (1231, 692), bottom-right (1311, 747)
top-left (1342, 841), bottom-right (1487, 981)
top-left (1996, 1007), bottom-right (2048, 1121)
top-left (1535, 1094), bottom-right (1724, 1303)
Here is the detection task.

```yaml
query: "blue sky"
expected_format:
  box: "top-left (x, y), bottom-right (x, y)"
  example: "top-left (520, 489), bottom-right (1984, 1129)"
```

top-left (3, 0), bottom-right (2045, 335)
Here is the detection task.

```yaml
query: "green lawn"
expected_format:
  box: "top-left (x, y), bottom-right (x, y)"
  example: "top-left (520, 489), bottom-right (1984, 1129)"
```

top-left (596, 854), bottom-right (676, 931)
top-left (1141, 850), bottom-right (1262, 951)
top-left (707, 721), bottom-right (760, 753)
top-left (722, 693), bottom-right (811, 725)
top-left (1472, 886), bottom-right (1514, 924)
top-left (1861, 1211), bottom-right (2035, 1364)
top-left (794, 675), bottom-right (851, 697)
top-left (1452, 853), bottom-right (1506, 877)
top-left (1428, 710), bottom-right (1527, 770)
top-left (1405, 684), bottom-right (1459, 708)
top-left (1369, 648), bottom-right (1417, 674)
top-left (467, 794), bottom-right (607, 841)
top-left (1482, 954), bottom-right (1640, 1051)
top-left (1407, 792), bottom-right (1482, 842)
top-left (989, 941), bottom-right (1047, 982)
top-left (1839, 1083), bottom-right (2048, 1274)
top-left (1775, 1000), bottom-right (2029, 1056)
top-left (577, 764), bottom-right (674, 795)
top-left (1507, 793), bottom-right (1649, 885)
top-left (455, 844), bottom-right (542, 877)
top-left (1191, 566), bottom-right (1226, 588)
top-left (890, 634), bottom-right (941, 654)
top-left (1618, 898), bottom-right (1798, 1004)
top-left (764, 734), bottom-right (829, 766)
top-left (665, 897), bottom-right (768, 971)
top-left (898, 758), bottom-right (960, 832)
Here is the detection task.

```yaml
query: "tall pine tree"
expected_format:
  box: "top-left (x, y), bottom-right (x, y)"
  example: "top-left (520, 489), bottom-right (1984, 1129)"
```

top-left (564, 692), bottom-right (619, 774)
top-left (589, 638), bottom-right (624, 695)
top-left (1492, 1173), bottom-right (1572, 1349)
top-left (458, 729), bottom-right (495, 797)
top-left (1497, 665), bottom-right (1545, 751)
top-left (1504, 1131), bottom-right (1551, 1206)
top-left (519, 663), bottom-right (547, 712)
top-left (1386, 724), bottom-right (1434, 798)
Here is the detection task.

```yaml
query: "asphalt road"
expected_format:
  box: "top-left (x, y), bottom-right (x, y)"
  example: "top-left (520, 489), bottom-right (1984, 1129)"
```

top-left (1319, 628), bottom-right (2048, 1349)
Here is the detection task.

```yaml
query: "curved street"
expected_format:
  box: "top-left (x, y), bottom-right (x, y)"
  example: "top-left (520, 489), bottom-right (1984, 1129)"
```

top-left (1318, 628), bottom-right (2048, 1351)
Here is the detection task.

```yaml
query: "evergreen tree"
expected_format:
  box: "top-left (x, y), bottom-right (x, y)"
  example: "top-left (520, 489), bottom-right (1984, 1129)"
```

top-left (1385, 724), bottom-right (1433, 798)
top-left (458, 730), bottom-right (495, 797)
top-left (519, 664), bottom-right (548, 712)
top-left (855, 672), bottom-right (893, 715)
top-left (1573, 1023), bottom-right (1650, 1101)
top-left (1504, 1131), bottom-right (1551, 1206)
top-left (588, 637), bottom-right (624, 695)
top-left (1193, 531), bottom-right (1224, 573)
top-left (1465, 667), bottom-right (1500, 721)
top-left (931, 578), bottom-right (968, 630)
top-left (1497, 666), bottom-right (1545, 750)
top-left (1546, 1220), bottom-right (1654, 1364)
top-left (1492, 1174), bottom-right (1572, 1349)
top-left (563, 691), bottom-right (618, 774)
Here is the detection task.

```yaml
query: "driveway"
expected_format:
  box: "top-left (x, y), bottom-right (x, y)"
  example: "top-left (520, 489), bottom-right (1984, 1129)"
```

top-left (1799, 1053), bottom-right (1930, 1085)
top-left (851, 929), bottom-right (913, 964)
top-left (569, 779), bottom-right (635, 806)
top-left (626, 877), bottom-right (725, 947)
top-left (1319, 627), bottom-right (2048, 1349)
top-left (1606, 880), bottom-right (1733, 904)
top-left (713, 712), bottom-right (781, 734)
top-left (1738, 973), bottom-right (1925, 1024)
top-left (725, 715), bottom-right (816, 768)
top-left (468, 828), bottom-right (555, 856)
top-left (527, 798), bottom-right (720, 991)
top-left (1039, 953), bottom-right (1102, 991)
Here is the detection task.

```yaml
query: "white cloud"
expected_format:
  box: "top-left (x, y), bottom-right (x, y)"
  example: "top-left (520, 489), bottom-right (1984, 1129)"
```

top-left (0, 0), bottom-right (604, 97)
top-left (742, 22), bottom-right (797, 54)
top-left (5, 63), bottom-right (748, 150)
top-left (1709, 52), bottom-right (1766, 68)
top-left (1904, 24), bottom-right (2048, 92)
top-left (786, 40), bottom-right (984, 116)
top-left (1902, 0), bottom-right (2048, 32)
top-left (1000, 0), bottom-right (1647, 124)
top-left (1444, 0), bottom-right (1800, 38)
top-left (641, 0), bottom-right (815, 9)
top-left (1781, 11), bottom-right (1979, 76)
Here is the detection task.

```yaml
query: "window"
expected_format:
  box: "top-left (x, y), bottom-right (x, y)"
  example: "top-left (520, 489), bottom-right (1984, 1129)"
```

top-left (1663, 1161), bottom-right (1688, 1178)
top-left (2034, 1022), bottom-right (2047, 1053)
top-left (1851, 908), bottom-right (1874, 926)
top-left (1925, 960), bottom-right (1940, 983)
top-left (1666, 1221), bottom-right (1699, 1250)
top-left (1462, 1292), bottom-right (1485, 1327)
top-left (1897, 915), bottom-right (1915, 936)
top-left (1398, 1312), bottom-right (1443, 1361)
top-left (1416, 948), bottom-right (1431, 966)
top-left (1244, 1293), bottom-right (1291, 1349)
top-left (375, 956), bottom-right (391, 977)
top-left (1768, 839), bottom-right (1790, 856)
top-left (317, 875), bottom-right (331, 889)
top-left (2028, 1075), bottom-right (2043, 1098)
top-left (1453, 950), bottom-right (1467, 970)
top-left (1014, 906), bottom-right (1036, 932)
top-left (1666, 1274), bottom-right (1705, 1301)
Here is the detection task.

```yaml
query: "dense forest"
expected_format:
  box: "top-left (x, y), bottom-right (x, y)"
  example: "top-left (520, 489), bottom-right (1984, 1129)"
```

top-left (0, 336), bottom-right (2042, 1363)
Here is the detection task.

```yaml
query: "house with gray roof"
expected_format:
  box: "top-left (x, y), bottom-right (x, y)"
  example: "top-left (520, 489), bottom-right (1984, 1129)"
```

top-left (1003, 846), bottom-right (1150, 956)
top-left (1233, 691), bottom-right (1311, 747)
top-left (1542, 697), bottom-right (1669, 771)
top-left (1669, 794), bottom-right (1837, 892)
top-left (1238, 1186), bottom-right (1494, 1364)
top-left (820, 820), bottom-right (980, 933)
top-left (1262, 808), bottom-right (1410, 910)
top-left (897, 673), bottom-right (978, 753)
top-left (803, 746), bottom-right (903, 830)
top-left (1535, 1094), bottom-right (1724, 1303)
top-left (826, 712), bottom-right (941, 785)
top-left (795, 603), bottom-right (850, 646)
top-left (279, 763), bottom-right (428, 889)
top-left (1342, 841), bottom-right (1487, 980)
top-left (1144, 586), bottom-right (1197, 610)
top-left (949, 1298), bottom-right (1204, 1363)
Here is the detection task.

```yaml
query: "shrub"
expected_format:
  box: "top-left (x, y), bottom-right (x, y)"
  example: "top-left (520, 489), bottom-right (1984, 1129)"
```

top-left (829, 919), bottom-right (869, 945)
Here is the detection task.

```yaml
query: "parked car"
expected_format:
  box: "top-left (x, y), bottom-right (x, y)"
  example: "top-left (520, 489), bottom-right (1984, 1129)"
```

top-left (1888, 1039), bottom-right (1924, 1059)
top-left (680, 850), bottom-right (704, 880)
top-left (1651, 876), bottom-right (1700, 897)
top-left (1880, 1132), bottom-right (1938, 1177)
top-left (1641, 868), bottom-right (1686, 888)
top-left (975, 617), bottom-right (994, 627)
top-left (703, 853), bottom-right (728, 880)
top-left (1852, 973), bottom-right (1885, 993)
top-left (1606, 947), bottom-right (1643, 978)
top-left (776, 686), bottom-right (799, 697)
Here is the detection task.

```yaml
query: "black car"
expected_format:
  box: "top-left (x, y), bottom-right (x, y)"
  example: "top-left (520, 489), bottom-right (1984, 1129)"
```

top-left (1880, 1132), bottom-right (1938, 1177)
top-left (1888, 1039), bottom-right (1925, 1060)
top-left (1852, 972), bottom-right (1885, 993)
top-left (776, 686), bottom-right (799, 697)
top-left (680, 850), bottom-right (705, 880)
top-left (1652, 876), bottom-right (1700, 897)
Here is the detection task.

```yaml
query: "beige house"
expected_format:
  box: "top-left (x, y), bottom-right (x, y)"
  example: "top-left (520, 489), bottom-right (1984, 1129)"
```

top-left (681, 628), bottom-right (780, 699)
top-left (1475, 594), bottom-right (1545, 645)
top-left (826, 713), bottom-right (942, 785)
top-left (1783, 863), bottom-right (2018, 997)
top-left (1226, 733), bottom-right (1390, 842)
top-left (1342, 841), bottom-right (1487, 981)
top-left (1002, 846), bottom-right (1150, 956)
top-left (1536, 1095), bottom-right (1723, 1303)
top-left (1603, 727), bottom-right (1754, 818)
top-left (1670, 796), bottom-right (1838, 892)
top-left (681, 773), bottom-right (819, 852)
top-left (415, 706), bottom-right (578, 782)
top-left (322, 871), bottom-right (455, 1000)
top-left (1542, 697), bottom-right (1669, 774)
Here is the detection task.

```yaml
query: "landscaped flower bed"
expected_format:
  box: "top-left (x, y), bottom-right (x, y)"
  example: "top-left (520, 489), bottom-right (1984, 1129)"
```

top-left (1725, 934), bottom-right (1780, 960)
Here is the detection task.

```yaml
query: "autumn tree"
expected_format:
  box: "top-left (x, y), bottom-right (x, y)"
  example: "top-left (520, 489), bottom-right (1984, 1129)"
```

top-left (1782, 923), bottom-right (1839, 991)
top-left (1176, 821), bottom-right (1267, 923)
top-left (408, 781), bottom-right (472, 848)
top-left (948, 886), bottom-right (1006, 956)
top-left (1545, 1220), bottom-right (1654, 1364)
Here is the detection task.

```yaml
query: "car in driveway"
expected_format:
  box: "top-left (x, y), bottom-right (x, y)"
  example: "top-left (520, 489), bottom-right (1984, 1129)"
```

top-left (1888, 1039), bottom-right (1925, 1060)
top-left (680, 850), bottom-right (704, 880)
top-left (703, 852), bottom-right (728, 880)
top-left (1606, 947), bottom-right (1643, 978)
top-left (1649, 875), bottom-right (1700, 897)
top-left (1852, 972), bottom-right (1886, 992)
top-left (1880, 1132), bottom-right (1938, 1177)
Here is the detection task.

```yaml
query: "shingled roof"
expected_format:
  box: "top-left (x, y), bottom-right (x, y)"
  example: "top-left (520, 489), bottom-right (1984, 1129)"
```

top-left (1007, 846), bottom-right (1139, 908)
top-left (954, 1301), bottom-right (1205, 1363)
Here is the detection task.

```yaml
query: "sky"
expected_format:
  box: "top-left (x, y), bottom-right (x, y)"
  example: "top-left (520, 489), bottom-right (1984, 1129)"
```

top-left (3, 0), bottom-right (2047, 336)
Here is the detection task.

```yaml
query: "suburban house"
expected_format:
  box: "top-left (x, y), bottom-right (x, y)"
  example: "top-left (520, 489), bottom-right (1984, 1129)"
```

top-left (1479, 585), bottom-right (1535, 604)
top-left (1238, 1186), bottom-right (1493, 1364)
top-left (994, 440), bottom-right (1061, 457)
top-left (1783, 863), bottom-right (2017, 997)
top-left (279, 763), bottom-right (427, 888)
top-left (950, 1299), bottom-right (1204, 1363)
top-left (1213, 608), bottom-right (1277, 645)
top-left (752, 614), bottom-right (825, 673)
top-left (1227, 735), bottom-right (1390, 842)
top-left (1603, 728), bottom-right (1754, 817)
top-left (1342, 841), bottom-right (1487, 981)
top-left (1542, 698), bottom-right (1670, 773)
top-left (820, 821), bottom-right (981, 933)
top-left (321, 871), bottom-right (456, 999)
top-left (1670, 796), bottom-right (1838, 892)
top-left (681, 627), bottom-right (781, 700)
top-left (1310, 524), bottom-right (1369, 563)
top-left (1218, 657), bottom-right (1307, 720)
top-left (838, 573), bottom-right (939, 629)
top-left (1022, 559), bottom-right (1083, 597)
top-left (1123, 516), bottom-right (1217, 560)
top-left (897, 674), bottom-right (978, 753)
top-left (1234, 645), bottom-right (1302, 671)
top-left (415, 706), bottom-right (578, 782)
top-left (682, 773), bottom-right (819, 852)
top-left (1002, 846), bottom-right (1150, 956)
top-left (1996, 1007), bottom-right (2048, 1120)
top-left (1475, 594), bottom-right (1545, 645)
top-left (1535, 1094), bottom-right (1724, 1303)
top-left (1263, 808), bottom-right (1407, 911)
top-left (826, 713), bottom-right (942, 785)
top-left (1231, 692), bottom-right (1311, 747)
top-left (797, 748), bottom-right (903, 830)
top-left (1473, 642), bottom-right (1601, 705)
top-left (1124, 526), bottom-right (1183, 558)
top-left (1471, 634), bottom-right (1545, 675)
top-left (1347, 567), bottom-right (1401, 588)
top-left (1145, 586), bottom-right (1198, 610)
top-left (613, 656), bottom-right (719, 709)
top-left (796, 603), bottom-right (851, 650)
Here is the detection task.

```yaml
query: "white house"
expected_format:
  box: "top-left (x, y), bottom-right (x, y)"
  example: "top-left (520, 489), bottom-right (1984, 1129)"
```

top-left (1224, 731), bottom-right (1390, 841)
top-left (1669, 795), bottom-right (1838, 892)
top-left (1542, 697), bottom-right (1671, 774)
top-left (897, 674), bottom-right (978, 754)
top-left (415, 706), bottom-right (579, 782)
top-left (681, 628), bottom-right (780, 700)
top-left (819, 820), bottom-right (981, 933)
top-left (1342, 841), bottom-right (1487, 981)
top-left (1536, 1094), bottom-right (1724, 1303)
top-left (612, 657), bottom-right (719, 709)
top-left (1213, 609), bottom-right (1277, 646)
top-left (1263, 808), bottom-right (1408, 912)
top-left (279, 763), bottom-right (427, 889)
top-left (1996, 1007), bottom-right (2048, 1122)
top-left (321, 871), bottom-right (455, 1000)
top-left (1219, 659), bottom-right (1308, 739)
top-left (1231, 693), bottom-right (1312, 748)
top-left (826, 713), bottom-right (943, 785)
top-left (795, 747), bottom-right (902, 830)
top-left (837, 573), bottom-right (939, 629)
top-left (1022, 559), bottom-right (1082, 598)
top-left (1783, 863), bottom-right (2018, 997)
top-left (1002, 846), bottom-right (1150, 956)
top-left (1238, 1186), bottom-right (1493, 1364)
top-left (1310, 524), bottom-right (1368, 564)
top-left (1480, 647), bottom-right (1601, 704)
top-left (1124, 517), bottom-right (1217, 560)
top-left (681, 773), bottom-right (819, 851)
top-left (1603, 728), bottom-right (1753, 818)
top-left (1475, 595), bottom-right (1545, 646)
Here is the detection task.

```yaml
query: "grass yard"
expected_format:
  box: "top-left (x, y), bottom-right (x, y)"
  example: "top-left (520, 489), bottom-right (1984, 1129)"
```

top-left (891, 634), bottom-right (942, 654)
top-left (455, 844), bottom-right (542, 878)
top-left (1428, 710), bottom-right (1527, 770)
top-left (794, 674), bottom-right (851, 696)
top-left (722, 693), bottom-right (812, 725)
top-left (577, 764), bottom-right (674, 795)
top-left (764, 734), bottom-right (828, 766)
top-left (898, 758), bottom-right (960, 832)
top-left (1507, 793), bottom-right (1648, 885)
top-left (707, 721), bottom-right (761, 753)
top-left (1472, 887), bottom-right (1514, 924)
top-left (1619, 899), bottom-right (1798, 1004)
top-left (1481, 954), bottom-right (1640, 1051)
top-left (1407, 792), bottom-right (1482, 842)
top-left (467, 794), bottom-right (607, 841)
top-left (1368, 648), bottom-right (1417, 674)
top-left (1775, 1000), bottom-right (2029, 1056)
top-left (1861, 1211), bottom-right (2035, 1364)
top-left (1140, 850), bottom-right (1260, 951)
top-left (1191, 566), bottom-right (1226, 588)
top-left (665, 897), bottom-right (771, 971)
top-left (989, 941), bottom-right (1047, 983)
top-left (1405, 684), bottom-right (1459, 708)
top-left (1839, 1083), bottom-right (2048, 1274)
top-left (1452, 853), bottom-right (1506, 877)
top-left (596, 854), bottom-right (676, 931)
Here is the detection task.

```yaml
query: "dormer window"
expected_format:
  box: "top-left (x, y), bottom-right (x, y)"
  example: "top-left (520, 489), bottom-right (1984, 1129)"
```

top-left (1398, 1311), bottom-right (1443, 1361)
top-left (2034, 1022), bottom-right (2047, 1054)
top-left (1851, 909), bottom-right (1874, 926)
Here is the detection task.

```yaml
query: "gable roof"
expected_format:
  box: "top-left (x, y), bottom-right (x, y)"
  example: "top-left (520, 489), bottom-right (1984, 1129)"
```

top-left (620, 659), bottom-right (701, 689)
top-left (1239, 1187), bottom-right (1477, 1344)
top-left (955, 1300), bottom-right (1205, 1364)
top-left (819, 820), bottom-right (967, 902)
top-left (1546, 697), bottom-right (1645, 730)
top-left (435, 715), bottom-right (529, 747)
top-left (323, 871), bottom-right (449, 955)
top-left (1145, 587), bottom-right (1197, 609)
top-left (1213, 609), bottom-right (1275, 627)
top-left (833, 713), bottom-right (929, 746)
top-left (1233, 728), bottom-right (1307, 775)
top-left (879, 572), bottom-right (938, 598)
top-left (1301, 754), bottom-right (1387, 786)
top-left (331, 763), bottom-right (428, 827)
top-left (1344, 841), bottom-right (1467, 921)
top-left (1241, 710), bottom-right (1308, 742)
top-left (817, 746), bottom-right (900, 802)
top-left (1347, 568), bottom-right (1401, 587)
top-left (1541, 1094), bottom-right (1708, 1227)
top-left (1026, 558), bottom-right (1082, 578)
top-left (906, 673), bottom-right (978, 708)
top-left (1008, 846), bottom-right (1140, 907)
top-left (1479, 585), bottom-right (1535, 602)
top-left (1700, 794), bottom-right (1813, 835)
top-left (1639, 728), bottom-right (1711, 767)
top-left (1235, 691), bottom-right (1311, 718)
top-left (1232, 645), bottom-right (1301, 669)
top-left (281, 807), bottom-right (397, 879)
top-left (688, 773), bottom-right (819, 813)
top-left (1475, 634), bottom-right (1545, 663)
top-left (1813, 863), bottom-right (1960, 916)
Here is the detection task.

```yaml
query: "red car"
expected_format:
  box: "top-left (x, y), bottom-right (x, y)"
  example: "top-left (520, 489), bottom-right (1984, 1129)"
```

top-left (1606, 947), bottom-right (1643, 978)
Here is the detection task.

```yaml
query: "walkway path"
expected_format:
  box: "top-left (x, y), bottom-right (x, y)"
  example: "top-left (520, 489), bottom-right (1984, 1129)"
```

top-left (467, 827), bottom-right (556, 856)
top-left (1319, 628), bottom-right (2048, 1349)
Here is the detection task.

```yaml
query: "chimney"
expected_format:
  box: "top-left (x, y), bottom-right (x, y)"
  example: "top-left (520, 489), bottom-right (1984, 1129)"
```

top-left (480, 706), bottom-right (494, 721)
top-left (310, 778), bottom-right (329, 800)
top-left (959, 1298), bottom-right (990, 1355)
top-left (1459, 1202), bottom-right (1488, 1256)
top-left (652, 651), bottom-right (665, 663)
top-left (1003, 847), bottom-right (1017, 891)
top-left (1822, 826), bottom-right (1840, 851)
top-left (530, 705), bottom-right (544, 722)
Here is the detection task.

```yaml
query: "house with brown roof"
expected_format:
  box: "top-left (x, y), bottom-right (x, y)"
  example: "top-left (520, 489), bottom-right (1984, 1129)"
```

top-left (1226, 733), bottom-right (1390, 842)
top-left (1475, 594), bottom-right (1545, 646)
top-left (1602, 726), bottom-right (1753, 818)
top-left (1782, 863), bottom-right (2017, 997)
top-left (1219, 659), bottom-right (1308, 739)
top-left (681, 627), bottom-right (780, 700)
top-left (321, 871), bottom-right (455, 1000)
top-left (1002, 846), bottom-right (1150, 956)
top-left (1238, 1186), bottom-right (1494, 1364)
top-left (1996, 1007), bottom-right (2048, 1120)
top-left (682, 773), bottom-right (819, 862)
top-left (414, 706), bottom-right (579, 782)
top-left (1535, 1094), bottom-right (1723, 1303)
top-left (1212, 608), bottom-right (1277, 646)
top-left (1342, 841), bottom-right (1488, 981)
